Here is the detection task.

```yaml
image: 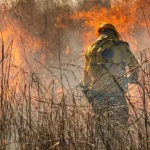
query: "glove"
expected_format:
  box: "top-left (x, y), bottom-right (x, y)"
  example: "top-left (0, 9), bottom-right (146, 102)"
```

top-left (75, 81), bottom-right (89, 94)
top-left (128, 73), bottom-right (138, 84)
top-left (128, 77), bottom-right (137, 84)
top-left (81, 82), bottom-right (90, 95)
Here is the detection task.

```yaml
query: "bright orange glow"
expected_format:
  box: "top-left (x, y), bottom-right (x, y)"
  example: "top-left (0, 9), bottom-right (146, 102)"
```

top-left (0, 0), bottom-right (150, 94)
top-left (1, 20), bottom-right (43, 66)
top-left (71, 0), bottom-right (150, 51)
top-left (0, 12), bottom-right (46, 91)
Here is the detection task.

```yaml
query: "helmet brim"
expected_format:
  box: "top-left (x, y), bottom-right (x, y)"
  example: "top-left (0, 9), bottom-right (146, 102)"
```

top-left (98, 27), bottom-right (120, 39)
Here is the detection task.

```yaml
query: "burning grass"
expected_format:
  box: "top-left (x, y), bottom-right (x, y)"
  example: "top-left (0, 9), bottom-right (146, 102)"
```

top-left (0, 44), bottom-right (150, 149)
top-left (0, 0), bottom-right (150, 149)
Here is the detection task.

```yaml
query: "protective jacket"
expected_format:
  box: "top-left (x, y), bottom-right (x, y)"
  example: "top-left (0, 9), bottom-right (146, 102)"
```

top-left (83, 31), bottom-right (139, 94)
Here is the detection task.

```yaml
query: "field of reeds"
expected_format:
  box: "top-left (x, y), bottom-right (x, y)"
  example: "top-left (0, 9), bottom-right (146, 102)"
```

top-left (1, 44), bottom-right (150, 150)
top-left (0, 0), bottom-right (150, 150)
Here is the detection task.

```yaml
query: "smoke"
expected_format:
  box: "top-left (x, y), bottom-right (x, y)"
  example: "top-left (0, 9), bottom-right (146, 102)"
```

top-left (0, 0), bottom-right (85, 89)
top-left (0, 0), bottom-right (150, 89)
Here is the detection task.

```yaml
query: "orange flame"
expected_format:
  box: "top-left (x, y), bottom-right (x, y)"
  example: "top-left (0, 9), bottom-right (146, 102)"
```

top-left (71, 0), bottom-right (150, 51)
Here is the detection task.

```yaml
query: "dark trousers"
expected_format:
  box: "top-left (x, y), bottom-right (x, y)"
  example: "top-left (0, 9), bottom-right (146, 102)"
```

top-left (86, 90), bottom-right (129, 123)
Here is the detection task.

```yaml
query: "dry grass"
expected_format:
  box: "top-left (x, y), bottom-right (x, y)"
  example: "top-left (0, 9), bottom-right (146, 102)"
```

top-left (0, 0), bottom-right (150, 150)
top-left (0, 43), bottom-right (150, 150)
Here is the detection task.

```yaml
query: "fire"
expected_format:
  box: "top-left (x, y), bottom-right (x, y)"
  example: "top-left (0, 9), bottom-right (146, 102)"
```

top-left (0, 8), bottom-right (46, 92)
top-left (1, 0), bottom-right (149, 70)
top-left (70, 0), bottom-right (150, 51)
top-left (68, 0), bottom-right (150, 108)
top-left (1, 21), bottom-right (43, 67)
top-left (0, 0), bottom-right (150, 92)
top-left (0, 0), bottom-right (149, 121)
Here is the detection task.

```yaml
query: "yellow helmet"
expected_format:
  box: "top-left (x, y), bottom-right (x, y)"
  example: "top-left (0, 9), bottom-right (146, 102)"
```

top-left (98, 23), bottom-right (120, 38)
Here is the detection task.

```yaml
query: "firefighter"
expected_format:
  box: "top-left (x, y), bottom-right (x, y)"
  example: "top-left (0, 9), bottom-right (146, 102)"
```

top-left (82, 23), bottom-right (139, 123)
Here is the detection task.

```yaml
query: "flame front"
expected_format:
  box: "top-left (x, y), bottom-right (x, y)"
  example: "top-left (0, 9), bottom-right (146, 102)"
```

top-left (71, 0), bottom-right (150, 51)
top-left (0, 0), bottom-right (150, 91)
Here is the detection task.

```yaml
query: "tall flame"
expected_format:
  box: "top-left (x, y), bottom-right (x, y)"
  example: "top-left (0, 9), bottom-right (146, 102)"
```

top-left (0, 0), bottom-right (150, 90)
top-left (70, 0), bottom-right (150, 51)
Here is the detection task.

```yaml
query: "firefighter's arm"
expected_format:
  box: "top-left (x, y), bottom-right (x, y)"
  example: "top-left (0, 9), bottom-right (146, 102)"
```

top-left (122, 43), bottom-right (139, 83)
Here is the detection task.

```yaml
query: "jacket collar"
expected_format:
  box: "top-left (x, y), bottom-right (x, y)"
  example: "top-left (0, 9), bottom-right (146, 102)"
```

top-left (97, 31), bottom-right (116, 41)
